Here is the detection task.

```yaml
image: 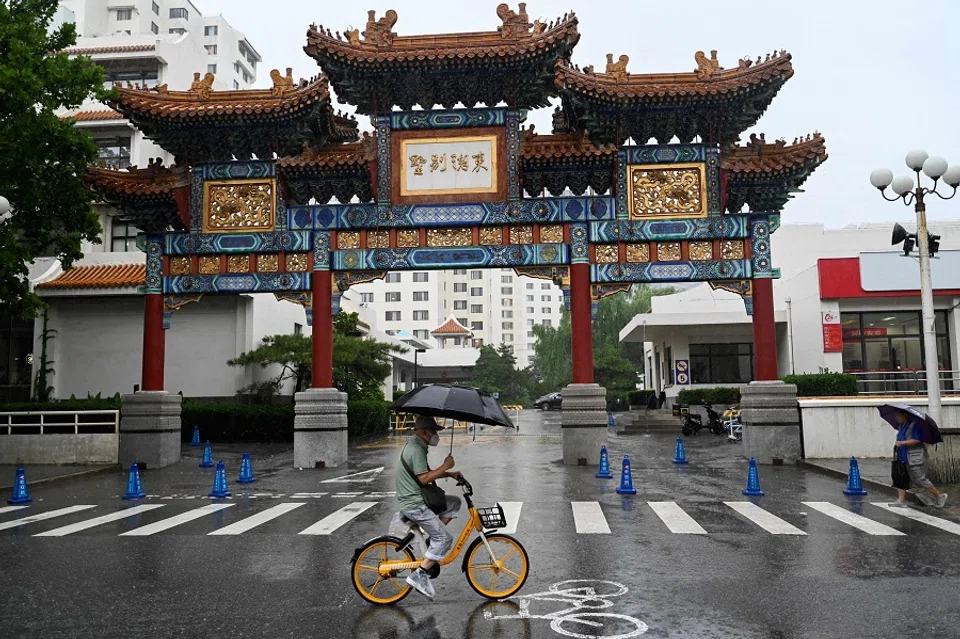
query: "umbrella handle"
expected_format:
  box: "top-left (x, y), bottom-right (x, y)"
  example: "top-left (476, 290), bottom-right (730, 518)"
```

top-left (450, 424), bottom-right (455, 454)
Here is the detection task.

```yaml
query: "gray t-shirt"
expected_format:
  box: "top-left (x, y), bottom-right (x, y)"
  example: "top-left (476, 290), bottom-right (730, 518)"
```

top-left (396, 436), bottom-right (429, 512)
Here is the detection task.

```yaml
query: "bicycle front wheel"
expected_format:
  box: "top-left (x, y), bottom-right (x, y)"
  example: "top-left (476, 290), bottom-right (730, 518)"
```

top-left (465, 533), bottom-right (529, 600)
top-left (351, 536), bottom-right (416, 605)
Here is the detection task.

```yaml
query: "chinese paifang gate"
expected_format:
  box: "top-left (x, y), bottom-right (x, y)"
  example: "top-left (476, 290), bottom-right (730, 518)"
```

top-left (84, 4), bottom-right (827, 469)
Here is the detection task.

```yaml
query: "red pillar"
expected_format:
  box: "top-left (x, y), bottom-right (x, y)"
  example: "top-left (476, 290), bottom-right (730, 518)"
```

top-left (570, 262), bottom-right (594, 384)
top-left (752, 277), bottom-right (778, 381)
top-left (142, 294), bottom-right (165, 391)
top-left (312, 270), bottom-right (334, 388)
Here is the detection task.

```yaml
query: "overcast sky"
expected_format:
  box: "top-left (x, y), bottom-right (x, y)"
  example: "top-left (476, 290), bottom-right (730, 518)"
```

top-left (194, 0), bottom-right (960, 229)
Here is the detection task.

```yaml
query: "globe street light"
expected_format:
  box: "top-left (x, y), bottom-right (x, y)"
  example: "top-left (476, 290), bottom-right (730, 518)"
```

top-left (0, 196), bottom-right (11, 222)
top-left (870, 151), bottom-right (960, 426)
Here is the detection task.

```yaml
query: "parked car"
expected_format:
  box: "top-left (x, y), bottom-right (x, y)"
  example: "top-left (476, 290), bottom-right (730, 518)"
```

top-left (534, 392), bottom-right (562, 411)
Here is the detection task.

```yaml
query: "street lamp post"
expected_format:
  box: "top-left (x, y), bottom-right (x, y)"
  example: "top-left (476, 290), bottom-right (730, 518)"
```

top-left (870, 150), bottom-right (960, 428)
top-left (413, 348), bottom-right (426, 389)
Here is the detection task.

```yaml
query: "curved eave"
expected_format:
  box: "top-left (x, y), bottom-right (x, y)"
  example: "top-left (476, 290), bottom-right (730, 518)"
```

top-left (278, 145), bottom-right (373, 171)
top-left (723, 135), bottom-right (828, 179)
top-left (520, 134), bottom-right (615, 165)
top-left (86, 166), bottom-right (187, 199)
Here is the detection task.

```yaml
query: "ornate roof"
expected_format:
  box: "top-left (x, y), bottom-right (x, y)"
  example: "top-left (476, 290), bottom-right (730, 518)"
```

top-left (724, 132), bottom-right (828, 212)
top-left (36, 264), bottom-right (145, 290)
top-left (554, 50), bottom-right (794, 145)
top-left (303, 5), bottom-right (580, 112)
top-left (86, 161), bottom-right (188, 232)
top-left (63, 109), bottom-right (125, 122)
top-left (431, 314), bottom-right (472, 335)
top-left (277, 140), bottom-right (374, 170)
top-left (278, 140), bottom-right (376, 205)
top-left (63, 43), bottom-right (156, 55)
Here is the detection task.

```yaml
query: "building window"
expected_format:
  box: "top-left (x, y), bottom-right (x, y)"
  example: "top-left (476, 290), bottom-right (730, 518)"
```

top-left (503, 299), bottom-right (513, 307)
top-left (413, 330), bottom-right (429, 339)
top-left (385, 311), bottom-right (401, 322)
top-left (94, 135), bottom-right (131, 169)
top-left (169, 7), bottom-right (189, 19)
top-left (526, 295), bottom-right (534, 302)
top-left (470, 287), bottom-right (482, 297)
top-left (413, 311), bottom-right (429, 321)
top-left (471, 271), bottom-right (483, 280)
top-left (526, 307), bottom-right (534, 313)
top-left (205, 25), bottom-right (219, 36)
top-left (385, 330), bottom-right (398, 336)
top-left (413, 272), bottom-right (429, 282)
top-left (527, 331), bottom-right (534, 338)
top-left (386, 273), bottom-right (401, 283)
top-left (504, 333), bottom-right (514, 342)
top-left (470, 304), bottom-right (483, 314)
top-left (471, 321), bottom-right (483, 331)
top-left (294, 323), bottom-right (303, 336)
top-left (526, 283), bottom-right (534, 290)
top-left (501, 275), bottom-right (512, 283)
top-left (385, 292), bottom-right (401, 303)
top-left (207, 64), bottom-right (217, 74)
top-left (526, 319), bottom-right (534, 326)
top-left (690, 343), bottom-right (754, 384)
top-left (169, 28), bottom-right (186, 35)
top-left (151, 22), bottom-right (159, 34)
top-left (543, 319), bottom-right (552, 326)
top-left (458, 317), bottom-right (469, 327)
top-left (501, 287), bottom-right (513, 295)
top-left (454, 269), bottom-right (467, 275)
top-left (542, 307), bottom-right (551, 314)
top-left (503, 322), bottom-right (514, 330)
top-left (111, 217), bottom-right (140, 252)
top-left (152, 1), bottom-right (159, 15)
top-left (233, 80), bottom-right (239, 89)
top-left (453, 300), bottom-right (467, 310)
top-left (413, 291), bottom-right (429, 302)
top-left (502, 310), bottom-right (513, 319)
top-left (541, 283), bottom-right (551, 290)
top-left (453, 283), bottom-right (466, 293)
top-left (360, 293), bottom-right (373, 303)
top-left (840, 311), bottom-right (951, 376)
top-left (541, 295), bottom-right (551, 301)
top-left (205, 45), bottom-right (217, 55)
top-left (116, 9), bottom-right (132, 20)
top-left (100, 59), bottom-right (160, 86)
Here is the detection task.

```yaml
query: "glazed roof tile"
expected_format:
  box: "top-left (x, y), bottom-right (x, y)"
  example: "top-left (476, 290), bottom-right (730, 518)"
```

top-left (278, 141), bottom-right (374, 170)
top-left (63, 43), bottom-right (156, 55)
top-left (724, 133), bottom-right (827, 176)
top-left (37, 264), bottom-right (145, 290)
top-left (64, 109), bottom-right (125, 122)
top-left (86, 163), bottom-right (188, 197)
top-left (431, 314), bottom-right (472, 335)
top-left (520, 131), bottom-right (614, 162)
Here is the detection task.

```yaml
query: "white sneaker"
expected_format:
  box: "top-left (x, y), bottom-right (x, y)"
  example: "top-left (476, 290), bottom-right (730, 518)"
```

top-left (937, 493), bottom-right (948, 509)
top-left (406, 568), bottom-right (436, 599)
top-left (890, 500), bottom-right (909, 508)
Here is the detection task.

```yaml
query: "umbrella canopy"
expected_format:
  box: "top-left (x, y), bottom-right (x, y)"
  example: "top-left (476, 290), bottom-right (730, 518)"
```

top-left (877, 403), bottom-right (944, 445)
top-left (391, 384), bottom-right (515, 428)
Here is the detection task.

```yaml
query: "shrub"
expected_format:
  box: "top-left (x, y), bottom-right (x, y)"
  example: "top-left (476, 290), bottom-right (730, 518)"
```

top-left (347, 400), bottom-right (392, 437)
top-left (0, 394), bottom-right (122, 412)
top-left (677, 387), bottom-right (742, 406)
top-left (782, 373), bottom-right (858, 397)
top-left (626, 390), bottom-right (657, 407)
top-left (606, 391), bottom-right (629, 411)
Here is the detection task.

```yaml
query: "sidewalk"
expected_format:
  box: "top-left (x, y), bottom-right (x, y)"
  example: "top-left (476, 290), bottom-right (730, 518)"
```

top-left (0, 463), bottom-right (117, 491)
top-left (801, 458), bottom-right (895, 494)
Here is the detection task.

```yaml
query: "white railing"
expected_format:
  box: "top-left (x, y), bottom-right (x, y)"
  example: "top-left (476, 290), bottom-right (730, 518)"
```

top-left (0, 410), bottom-right (120, 436)
top-left (849, 370), bottom-right (960, 396)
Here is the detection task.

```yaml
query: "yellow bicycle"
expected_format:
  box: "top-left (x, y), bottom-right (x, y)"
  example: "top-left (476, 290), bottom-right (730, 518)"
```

top-left (351, 477), bottom-right (529, 604)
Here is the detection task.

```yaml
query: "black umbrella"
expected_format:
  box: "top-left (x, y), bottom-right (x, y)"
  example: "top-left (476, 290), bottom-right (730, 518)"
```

top-left (877, 403), bottom-right (943, 445)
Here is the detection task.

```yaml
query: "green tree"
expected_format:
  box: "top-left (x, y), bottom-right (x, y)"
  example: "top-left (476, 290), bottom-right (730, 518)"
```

top-left (471, 343), bottom-right (532, 405)
top-left (0, 0), bottom-right (112, 317)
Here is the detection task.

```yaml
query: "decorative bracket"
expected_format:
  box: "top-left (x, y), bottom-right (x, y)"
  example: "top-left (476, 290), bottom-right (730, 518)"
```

top-left (591, 283), bottom-right (632, 301)
top-left (710, 280), bottom-right (753, 316)
top-left (275, 291), bottom-right (314, 326)
top-left (163, 294), bottom-right (203, 330)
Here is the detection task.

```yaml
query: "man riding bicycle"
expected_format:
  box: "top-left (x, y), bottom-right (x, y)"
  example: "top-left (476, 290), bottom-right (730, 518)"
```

top-left (395, 415), bottom-right (462, 599)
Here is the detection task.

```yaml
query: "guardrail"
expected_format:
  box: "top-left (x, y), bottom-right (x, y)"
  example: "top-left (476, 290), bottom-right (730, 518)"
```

top-left (849, 370), bottom-right (960, 396)
top-left (391, 413), bottom-right (471, 431)
top-left (0, 410), bottom-right (120, 464)
top-left (0, 410), bottom-right (120, 435)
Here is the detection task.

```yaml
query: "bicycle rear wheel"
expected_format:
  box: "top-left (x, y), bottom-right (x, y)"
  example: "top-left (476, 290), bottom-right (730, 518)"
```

top-left (351, 536), bottom-right (416, 605)
top-left (464, 533), bottom-right (529, 600)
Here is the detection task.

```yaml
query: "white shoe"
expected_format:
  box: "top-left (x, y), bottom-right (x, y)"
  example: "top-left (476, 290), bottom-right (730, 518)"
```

top-left (890, 500), bottom-right (909, 508)
top-left (937, 493), bottom-right (948, 509)
top-left (406, 568), bottom-right (435, 599)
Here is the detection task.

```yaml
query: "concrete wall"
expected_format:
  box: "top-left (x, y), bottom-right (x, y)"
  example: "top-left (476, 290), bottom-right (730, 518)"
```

top-left (0, 433), bottom-right (118, 464)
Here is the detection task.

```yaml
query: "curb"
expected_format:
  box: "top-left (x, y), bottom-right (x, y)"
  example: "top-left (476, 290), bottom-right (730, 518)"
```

top-left (0, 465), bottom-right (119, 491)
top-left (798, 459), bottom-right (896, 495)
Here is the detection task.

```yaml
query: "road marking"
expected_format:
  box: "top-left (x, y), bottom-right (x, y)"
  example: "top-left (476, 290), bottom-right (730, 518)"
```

top-left (299, 502), bottom-right (378, 535)
top-left (208, 503), bottom-right (305, 536)
top-left (647, 502), bottom-right (707, 534)
top-left (724, 502), bottom-right (806, 535)
top-left (35, 505), bottom-right (166, 537)
top-left (0, 505), bottom-right (29, 515)
top-left (0, 505), bottom-right (97, 532)
top-left (571, 502), bottom-right (611, 534)
top-left (290, 492), bottom-right (328, 499)
top-left (332, 492), bottom-right (363, 498)
top-left (499, 502), bottom-right (522, 534)
top-left (802, 502), bottom-right (905, 536)
top-left (320, 467), bottom-right (384, 484)
top-left (872, 502), bottom-right (960, 535)
top-left (119, 503), bottom-right (233, 536)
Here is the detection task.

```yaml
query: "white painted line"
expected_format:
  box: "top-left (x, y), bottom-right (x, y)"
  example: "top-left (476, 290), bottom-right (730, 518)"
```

top-left (332, 492), bottom-right (363, 498)
top-left (724, 502), bottom-right (806, 535)
top-left (35, 505), bottom-right (166, 537)
top-left (571, 502), bottom-right (611, 534)
top-left (0, 505), bottom-right (29, 515)
top-left (320, 467), bottom-right (384, 484)
top-left (872, 502), bottom-right (960, 535)
top-left (299, 502), bottom-right (378, 535)
top-left (208, 503), bottom-right (305, 536)
top-left (499, 502), bottom-right (523, 534)
top-left (0, 505), bottom-right (97, 532)
top-left (802, 502), bottom-right (905, 536)
top-left (290, 493), bottom-right (328, 499)
top-left (647, 502), bottom-right (708, 534)
top-left (119, 503), bottom-right (233, 536)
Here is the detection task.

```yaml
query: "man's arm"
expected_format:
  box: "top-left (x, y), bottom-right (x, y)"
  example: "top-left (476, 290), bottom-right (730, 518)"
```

top-left (416, 454), bottom-right (455, 485)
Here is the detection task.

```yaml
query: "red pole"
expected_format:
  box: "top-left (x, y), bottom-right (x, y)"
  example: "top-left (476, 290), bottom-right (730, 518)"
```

top-left (570, 262), bottom-right (594, 384)
top-left (312, 270), bottom-right (334, 388)
top-left (752, 278), bottom-right (778, 381)
top-left (142, 294), bottom-right (165, 391)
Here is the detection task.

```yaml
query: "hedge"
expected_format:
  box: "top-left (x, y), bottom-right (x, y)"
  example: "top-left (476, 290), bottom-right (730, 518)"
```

top-left (347, 400), bottom-right (393, 437)
top-left (606, 391), bottom-right (629, 411)
top-left (627, 390), bottom-right (657, 407)
top-left (677, 387), bottom-right (742, 406)
top-left (782, 373), bottom-right (858, 397)
top-left (0, 395), bottom-right (122, 412)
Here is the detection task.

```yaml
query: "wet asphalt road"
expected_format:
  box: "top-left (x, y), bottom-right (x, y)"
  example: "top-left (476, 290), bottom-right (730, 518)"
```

top-left (2, 410), bottom-right (960, 638)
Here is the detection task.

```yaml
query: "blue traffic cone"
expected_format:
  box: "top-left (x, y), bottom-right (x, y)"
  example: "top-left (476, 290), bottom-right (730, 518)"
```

top-left (607, 413), bottom-right (615, 428)
top-left (122, 462), bottom-right (146, 500)
top-left (742, 457), bottom-right (765, 496)
top-left (616, 456), bottom-right (637, 495)
top-left (595, 446), bottom-right (613, 479)
top-left (237, 452), bottom-right (256, 484)
top-left (209, 461), bottom-right (231, 498)
top-left (199, 441), bottom-right (214, 468)
top-left (842, 457), bottom-right (868, 496)
top-left (672, 436), bottom-right (689, 465)
top-left (7, 465), bottom-right (32, 505)
top-left (190, 425), bottom-right (201, 447)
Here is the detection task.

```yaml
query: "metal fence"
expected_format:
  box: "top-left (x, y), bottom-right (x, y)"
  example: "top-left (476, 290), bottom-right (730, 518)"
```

top-left (0, 410), bottom-right (120, 435)
top-left (850, 370), bottom-right (960, 396)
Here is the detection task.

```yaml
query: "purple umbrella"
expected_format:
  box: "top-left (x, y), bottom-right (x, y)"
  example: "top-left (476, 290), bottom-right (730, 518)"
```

top-left (877, 403), bottom-right (943, 445)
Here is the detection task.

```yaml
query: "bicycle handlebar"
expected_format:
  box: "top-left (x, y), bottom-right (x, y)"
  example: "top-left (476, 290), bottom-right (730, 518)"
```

top-left (455, 475), bottom-right (473, 496)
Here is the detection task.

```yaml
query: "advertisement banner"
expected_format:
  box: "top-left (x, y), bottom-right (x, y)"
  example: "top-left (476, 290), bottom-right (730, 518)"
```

top-left (822, 311), bottom-right (842, 352)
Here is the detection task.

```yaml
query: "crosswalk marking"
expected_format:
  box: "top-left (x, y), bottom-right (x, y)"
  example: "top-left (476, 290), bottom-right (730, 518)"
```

top-left (119, 503), bottom-right (233, 536)
top-left (802, 502), bottom-right (905, 536)
top-left (0, 505), bottom-right (97, 532)
top-left (724, 502), bottom-right (806, 535)
top-left (499, 502), bottom-right (522, 534)
top-left (208, 503), bottom-right (305, 536)
top-left (299, 502), bottom-right (378, 535)
top-left (571, 502), bottom-right (610, 534)
top-left (34, 505), bottom-right (166, 537)
top-left (872, 502), bottom-right (960, 535)
top-left (0, 505), bottom-right (29, 515)
top-left (648, 501), bottom-right (707, 534)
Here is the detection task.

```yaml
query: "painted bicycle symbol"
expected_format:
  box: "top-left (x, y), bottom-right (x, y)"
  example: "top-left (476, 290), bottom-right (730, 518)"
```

top-left (483, 579), bottom-right (648, 638)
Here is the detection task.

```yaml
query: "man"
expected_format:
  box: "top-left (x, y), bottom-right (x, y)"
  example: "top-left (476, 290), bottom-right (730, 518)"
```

top-left (892, 408), bottom-right (947, 509)
top-left (396, 415), bottom-right (462, 599)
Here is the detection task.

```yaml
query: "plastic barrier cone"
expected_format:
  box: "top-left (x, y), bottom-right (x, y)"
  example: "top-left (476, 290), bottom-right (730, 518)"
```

top-left (742, 457), bottom-right (765, 496)
top-left (237, 452), bottom-right (256, 484)
top-left (7, 465), bottom-right (32, 505)
top-left (200, 441), bottom-right (214, 468)
top-left (122, 462), bottom-right (146, 500)
top-left (616, 456), bottom-right (637, 495)
top-left (842, 457), bottom-right (868, 496)
top-left (595, 446), bottom-right (613, 479)
top-left (190, 425), bottom-right (201, 447)
top-left (209, 461), bottom-right (231, 498)
top-left (672, 436), bottom-right (689, 465)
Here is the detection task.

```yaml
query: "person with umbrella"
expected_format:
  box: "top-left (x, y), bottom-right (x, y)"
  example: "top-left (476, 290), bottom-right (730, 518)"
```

top-left (880, 404), bottom-right (948, 509)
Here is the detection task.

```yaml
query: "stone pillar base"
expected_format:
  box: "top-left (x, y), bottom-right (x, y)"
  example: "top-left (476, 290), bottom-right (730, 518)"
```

top-left (741, 381), bottom-right (800, 465)
top-left (561, 383), bottom-right (607, 465)
top-left (120, 391), bottom-right (182, 469)
top-left (294, 388), bottom-right (348, 468)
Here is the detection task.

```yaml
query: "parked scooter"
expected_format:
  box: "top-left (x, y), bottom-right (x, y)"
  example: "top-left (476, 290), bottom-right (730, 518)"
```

top-left (722, 406), bottom-right (742, 443)
top-left (681, 404), bottom-right (725, 436)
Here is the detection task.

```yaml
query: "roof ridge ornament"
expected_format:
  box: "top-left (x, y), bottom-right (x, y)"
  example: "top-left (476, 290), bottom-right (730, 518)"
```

top-left (694, 50), bottom-right (722, 79)
top-left (189, 71), bottom-right (215, 99)
top-left (605, 53), bottom-right (629, 82)
top-left (270, 67), bottom-right (296, 96)
top-left (361, 9), bottom-right (398, 47)
top-left (497, 3), bottom-right (532, 39)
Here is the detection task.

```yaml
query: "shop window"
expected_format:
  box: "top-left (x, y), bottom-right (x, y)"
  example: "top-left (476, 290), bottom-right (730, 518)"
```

top-left (690, 343), bottom-right (754, 384)
top-left (841, 311), bottom-right (951, 372)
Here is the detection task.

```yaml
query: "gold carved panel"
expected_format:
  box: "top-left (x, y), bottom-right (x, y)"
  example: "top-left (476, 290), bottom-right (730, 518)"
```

top-left (657, 242), bottom-right (682, 262)
top-left (480, 227), bottom-right (502, 245)
top-left (510, 226), bottom-right (533, 245)
top-left (427, 228), bottom-right (472, 247)
top-left (169, 257), bottom-right (191, 275)
top-left (595, 245), bottom-right (619, 263)
top-left (368, 231), bottom-right (390, 248)
top-left (626, 243), bottom-right (650, 263)
top-left (286, 254), bottom-right (308, 272)
top-left (722, 240), bottom-right (745, 260)
top-left (689, 241), bottom-right (714, 261)
top-left (628, 163), bottom-right (706, 219)
top-left (257, 255), bottom-right (279, 272)
top-left (227, 255), bottom-right (250, 273)
top-left (397, 230), bottom-right (420, 248)
top-left (202, 178), bottom-right (276, 233)
top-left (540, 225), bottom-right (563, 244)
top-left (198, 256), bottom-right (220, 274)
top-left (338, 232), bottom-right (360, 250)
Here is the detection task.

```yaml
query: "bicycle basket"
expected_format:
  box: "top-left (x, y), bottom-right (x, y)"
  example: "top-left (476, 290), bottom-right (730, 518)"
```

top-left (476, 504), bottom-right (507, 529)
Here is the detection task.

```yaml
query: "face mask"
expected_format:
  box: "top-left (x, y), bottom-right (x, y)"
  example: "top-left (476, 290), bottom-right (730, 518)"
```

top-left (428, 432), bottom-right (440, 447)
